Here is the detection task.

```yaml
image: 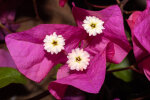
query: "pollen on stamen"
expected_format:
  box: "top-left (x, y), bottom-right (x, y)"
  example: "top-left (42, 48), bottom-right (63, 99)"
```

top-left (43, 32), bottom-right (65, 54)
top-left (67, 48), bottom-right (90, 71)
top-left (82, 16), bottom-right (105, 36)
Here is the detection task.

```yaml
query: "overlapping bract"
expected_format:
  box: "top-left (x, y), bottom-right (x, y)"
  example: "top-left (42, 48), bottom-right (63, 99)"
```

top-left (5, 2), bottom-right (131, 100)
top-left (48, 5), bottom-right (131, 99)
top-left (127, 0), bottom-right (150, 80)
top-left (72, 5), bottom-right (131, 63)
top-left (6, 24), bottom-right (85, 82)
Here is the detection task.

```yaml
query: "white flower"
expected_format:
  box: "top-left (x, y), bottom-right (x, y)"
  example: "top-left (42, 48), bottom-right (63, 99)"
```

top-left (67, 48), bottom-right (90, 71)
top-left (82, 16), bottom-right (105, 36)
top-left (43, 32), bottom-right (65, 54)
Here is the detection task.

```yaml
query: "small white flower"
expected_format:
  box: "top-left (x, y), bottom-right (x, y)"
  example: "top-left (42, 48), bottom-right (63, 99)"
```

top-left (82, 16), bottom-right (105, 36)
top-left (43, 32), bottom-right (65, 54)
top-left (67, 48), bottom-right (90, 71)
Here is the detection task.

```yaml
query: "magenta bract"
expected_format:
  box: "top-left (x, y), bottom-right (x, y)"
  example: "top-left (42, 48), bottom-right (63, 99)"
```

top-left (5, 24), bottom-right (85, 82)
top-left (49, 50), bottom-right (106, 99)
top-left (48, 5), bottom-right (131, 99)
top-left (59, 0), bottom-right (68, 7)
top-left (72, 5), bottom-right (131, 64)
top-left (127, 0), bottom-right (150, 80)
top-left (5, 3), bottom-right (131, 99)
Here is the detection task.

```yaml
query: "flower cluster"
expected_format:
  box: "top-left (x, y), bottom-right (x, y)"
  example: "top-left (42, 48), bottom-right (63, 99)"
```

top-left (5, 0), bottom-right (150, 99)
top-left (5, 3), bottom-right (131, 99)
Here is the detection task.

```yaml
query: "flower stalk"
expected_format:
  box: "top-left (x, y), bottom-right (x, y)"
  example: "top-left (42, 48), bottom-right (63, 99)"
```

top-left (107, 65), bottom-right (142, 74)
top-left (0, 22), bottom-right (12, 36)
top-left (27, 90), bottom-right (50, 100)
top-left (84, 0), bottom-right (133, 14)
top-left (32, 0), bottom-right (43, 23)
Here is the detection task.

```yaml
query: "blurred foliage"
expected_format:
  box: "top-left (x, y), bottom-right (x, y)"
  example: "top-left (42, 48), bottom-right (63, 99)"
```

top-left (108, 58), bottom-right (133, 82)
top-left (51, 64), bottom-right (62, 79)
top-left (0, 67), bottom-right (26, 88)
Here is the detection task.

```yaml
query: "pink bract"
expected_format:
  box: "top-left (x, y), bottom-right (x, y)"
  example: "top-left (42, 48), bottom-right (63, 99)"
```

top-left (72, 5), bottom-right (131, 64)
top-left (49, 49), bottom-right (106, 99)
top-left (127, 0), bottom-right (150, 80)
top-left (5, 24), bottom-right (85, 82)
top-left (59, 0), bottom-right (68, 7)
top-left (48, 5), bottom-right (131, 99)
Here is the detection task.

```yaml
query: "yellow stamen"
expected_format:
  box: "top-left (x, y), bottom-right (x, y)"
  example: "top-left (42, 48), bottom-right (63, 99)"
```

top-left (52, 40), bottom-right (58, 46)
top-left (76, 56), bottom-right (82, 62)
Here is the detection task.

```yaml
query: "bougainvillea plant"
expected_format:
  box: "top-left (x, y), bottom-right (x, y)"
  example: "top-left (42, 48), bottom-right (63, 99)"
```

top-left (0, 0), bottom-right (150, 100)
top-left (6, 24), bottom-right (85, 82)
top-left (48, 4), bottom-right (131, 99)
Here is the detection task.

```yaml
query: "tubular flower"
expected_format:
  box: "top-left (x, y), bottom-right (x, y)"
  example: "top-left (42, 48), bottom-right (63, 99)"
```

top-left (82, 16), bottom-right (105, 36)
top-left (5, 24), bottom-right (84, 82)
top-left (43, 32), bottom-right (65, 54)
top-left (48, 5), bottom-right (131, 99)
top-left (67, 48), bottom-right (90, 71)
top-left (127, 0), bottom-right (150, 80)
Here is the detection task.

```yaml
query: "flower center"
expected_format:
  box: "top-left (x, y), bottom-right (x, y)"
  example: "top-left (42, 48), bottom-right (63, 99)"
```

top-left (43, 32), bottom-right (65, 54)
top-left (90, 23), bottom-right (96, 28)
top-left (52, 40), bottom-right (58, 46)
top-left (67, 48), bottom-right (90, 71)
top-left (82, 16), bottom-right (105, 36)
top-left (76, 56), bottom-right (82, 62)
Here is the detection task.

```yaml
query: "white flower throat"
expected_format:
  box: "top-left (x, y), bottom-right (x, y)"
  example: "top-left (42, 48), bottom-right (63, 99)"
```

top-left (82, 16), bottom-right (105, 36)
top-left (67, 48), bottom-right (90, 71)
top-left (43, 32), bottom-right (65, 54)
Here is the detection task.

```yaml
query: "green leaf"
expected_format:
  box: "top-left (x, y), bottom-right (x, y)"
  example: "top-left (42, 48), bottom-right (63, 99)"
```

top-left (0, 67), bottom-right (26, 88)
top-left (108, 58), bottom-right (133, 82)
top-left (51, 64), bottom-right (62, 80)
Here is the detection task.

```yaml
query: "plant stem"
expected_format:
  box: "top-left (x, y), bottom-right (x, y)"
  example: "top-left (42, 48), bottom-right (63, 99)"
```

top-left (0, 23), bottom-right (12, 34)
top-left (85, 0), bottom-right (133, 14)
top-left (116, 0), bottom-right (121, 5)
top-left (14, 17), bottom-right (33, 24)
top-left (116, 0), bottom-right (133, 14)
top-left (0, 23), bottom-right (12, 41)
top-left (87, 3), bottom-right (110, 8)
top-left (27, 90), bottom-right (50, 100)
top-left (107, 65), bottom-right (142, 74)
top-left (84, 0), bottom-right (111, 8)
top-left (32, 0), bottom-right (43, 23)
